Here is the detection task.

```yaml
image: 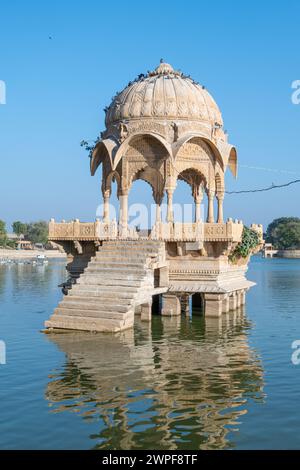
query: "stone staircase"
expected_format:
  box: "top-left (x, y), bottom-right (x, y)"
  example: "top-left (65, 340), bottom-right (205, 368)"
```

top-left (45, 240), bottom-right (166, 333)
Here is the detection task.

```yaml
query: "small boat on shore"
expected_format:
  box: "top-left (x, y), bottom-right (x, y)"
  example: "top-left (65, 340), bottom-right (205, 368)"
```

top-left (36, 254), bottom-right (48, 264)
top-left (0, 254), bottom-right (49, 266)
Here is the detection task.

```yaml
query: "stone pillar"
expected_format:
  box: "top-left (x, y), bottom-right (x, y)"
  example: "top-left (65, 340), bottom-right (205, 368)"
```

top-left (161, 294), bottom-right (181, 316)
top-left (241, 289), bottom-right (246, 305)
top-left (155, 203), bottom-right (161, 224)
top-left (119, 191), bottom-right (128, 231)
top-left (159, 266), bottom-right (169, 287)
top-left (229, 292), bottom-right (237, 311)
top-left (195, 190), bottom-right (203, 223)
top-left (236, 290), bottom-right (242, 308)
top-left (166, 189), bottom-right (174, 223)
top-left (222, 295), bottom-right (230, 313)
top-left (141, 302), bottom-right (152, 322)
top-left (181, 294), bottom-right (190, 316)
top-left (103, 189), bottom-right (111, 223)
top-left (204, 293), bottom-right (223, 318)
top-left (207, 190), bottom-right (215, 223)
top-left (217, 193), bottom-right (224, 223)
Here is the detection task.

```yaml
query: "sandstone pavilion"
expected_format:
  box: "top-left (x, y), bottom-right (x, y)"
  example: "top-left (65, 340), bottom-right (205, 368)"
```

top-left (46, 61), bottom-right (263, 333)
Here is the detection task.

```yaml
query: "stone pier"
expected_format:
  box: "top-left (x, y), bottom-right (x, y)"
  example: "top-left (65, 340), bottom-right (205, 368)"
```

top-left (161, 294), bottom-right (181, 316)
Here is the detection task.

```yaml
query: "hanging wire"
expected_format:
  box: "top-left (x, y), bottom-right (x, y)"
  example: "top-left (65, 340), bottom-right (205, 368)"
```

top-left (226, 179), bottom-right (300, 194)
top-left (170, 158), bottom-right (300, 195)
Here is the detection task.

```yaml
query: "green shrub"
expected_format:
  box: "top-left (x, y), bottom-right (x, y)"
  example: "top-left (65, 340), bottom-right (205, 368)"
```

top-left (230, 226), bottom-right (260, 262)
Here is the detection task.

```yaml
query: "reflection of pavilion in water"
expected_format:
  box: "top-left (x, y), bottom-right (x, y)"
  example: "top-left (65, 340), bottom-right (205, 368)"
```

top-left (45, 310), bottom-right (264, 450)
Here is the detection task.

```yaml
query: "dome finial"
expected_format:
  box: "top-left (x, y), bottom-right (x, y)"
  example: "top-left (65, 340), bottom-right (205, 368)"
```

top-left (152, 61), bottom-right (176, 76)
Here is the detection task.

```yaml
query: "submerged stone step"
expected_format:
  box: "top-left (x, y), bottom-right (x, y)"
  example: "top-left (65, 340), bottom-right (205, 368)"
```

top-left (46, 313), bottom-right (133, 332)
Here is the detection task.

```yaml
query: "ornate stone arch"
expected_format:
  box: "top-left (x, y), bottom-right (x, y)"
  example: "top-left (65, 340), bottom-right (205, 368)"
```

top-left (173, 133), bottom-right (224, 171)
top-left (90, 138), bottom-right (117, 176)
top-left (102, 170), bottom-right (121, 196)
top-left (112, 132), bottom-right (172, 171)
top-left (177, 167), bottom-right (207, 200)
top-left (130, 166), bottom-right (165, 204)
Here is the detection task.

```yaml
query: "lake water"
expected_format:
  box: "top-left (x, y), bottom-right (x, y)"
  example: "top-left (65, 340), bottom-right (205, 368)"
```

top-left (0, 256), bottom-right (300, 450)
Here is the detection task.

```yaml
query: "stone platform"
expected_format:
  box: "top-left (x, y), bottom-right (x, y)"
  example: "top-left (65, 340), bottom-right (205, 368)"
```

top-left (45, 238), bottom-right (255, 333)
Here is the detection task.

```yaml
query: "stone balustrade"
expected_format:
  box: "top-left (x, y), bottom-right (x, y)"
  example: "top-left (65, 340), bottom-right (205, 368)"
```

top-left (49, 218), bottom-right (245, 244)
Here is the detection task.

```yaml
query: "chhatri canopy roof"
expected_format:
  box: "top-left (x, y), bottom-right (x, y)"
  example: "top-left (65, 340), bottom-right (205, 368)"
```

top-left (91, 62), bottom-right (238, 179)
top-left (105, 62), bottom-right (223, 127)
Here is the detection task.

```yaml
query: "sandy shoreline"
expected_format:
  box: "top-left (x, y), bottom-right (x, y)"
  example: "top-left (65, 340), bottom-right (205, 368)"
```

top-left (0, 249), bottom-right (66, 259)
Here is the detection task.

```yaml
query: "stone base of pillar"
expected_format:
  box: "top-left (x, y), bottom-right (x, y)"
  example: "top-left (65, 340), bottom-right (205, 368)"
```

top-left (161, 294), bottom-right (181, 316)
top-left (241, 289), bottom-right (246, 305)
top-left (229, 292), bottom-right (237, 311)
top-left (159, 266), bottom-right (169, 287)
top-left (236, 290), bottom-right (242, 308)
top-left (141, 302), bottom-right (152, 322)
top-left (135, 305), bottom-right (142, 315)
top-left (181, 294), bottom-right (190, 316)
top-left (222, 295), bottom-right (230, 313)
top-left (204, 294), bottom-right (223, 318)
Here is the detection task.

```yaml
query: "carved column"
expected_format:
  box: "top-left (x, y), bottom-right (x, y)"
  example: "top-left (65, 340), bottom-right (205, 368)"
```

top-left (195, 191), bottom-right (203, 223)
top-left (217, 192), bottom-right (224, 223)
top-left (103, 189), bottom-right (111, 223)
top-left (207, 190), bottom-right (215, 223)
top-left (119, 191), bottom-right (128, 227)
top-left (166, 189), bottom-right (174, 223)
top-left (155, 202), bottom-right (161, 225)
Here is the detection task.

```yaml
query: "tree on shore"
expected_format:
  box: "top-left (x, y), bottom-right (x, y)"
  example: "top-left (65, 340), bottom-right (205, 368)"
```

top-left (0, 220), bottom-right (7, 246)
top-left (26, 221), bottom-right (48, 245)
top-left (12, 221), bottom-right (28, 236)
top-left (266, 217), bottom-right (300, 249)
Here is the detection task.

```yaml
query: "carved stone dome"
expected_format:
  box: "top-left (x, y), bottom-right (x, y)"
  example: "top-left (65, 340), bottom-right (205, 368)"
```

top-left (105, 62), bottom-right (223, 128)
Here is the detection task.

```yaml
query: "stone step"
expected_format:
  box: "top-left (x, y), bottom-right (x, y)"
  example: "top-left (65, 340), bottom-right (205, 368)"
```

top-left (84, 269), bottom-right (145, 278)
top-left (94, 256), bottom-right (152, 264)
top-left (99, 245), bottom-right (161, 252)
top-left (88, 257), bottom-right (145, 269)
top-left (62, 295), bottom-right (133, 306)
top-left (103, 241), bottom-right (161, 246)
top-left (70, 284), bottom-right (138, 294)
top-left (85, 263), bottom-right (145, 271)
top-left (53, 309), bottom-right (132, 322)
top-left (77, 277), bottom-right (142, 287)
top-left (68, 288), bottom-right (135, 299)
top-left (81, 271), bottom-right (145, 281)
top-left (59, 300), bottom-right (130, 313)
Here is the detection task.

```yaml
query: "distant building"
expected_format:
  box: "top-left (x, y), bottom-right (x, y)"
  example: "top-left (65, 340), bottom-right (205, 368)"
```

top-left (263, 243), bottom-right (278, 258)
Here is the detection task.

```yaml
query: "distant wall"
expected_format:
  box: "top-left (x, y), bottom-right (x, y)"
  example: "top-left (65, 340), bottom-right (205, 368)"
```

top-left (277, 250), bottom-right (300, 258)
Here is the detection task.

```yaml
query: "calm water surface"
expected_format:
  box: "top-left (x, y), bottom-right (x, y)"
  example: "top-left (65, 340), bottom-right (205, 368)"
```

top-left (0, 257), bottom-right (300, 449)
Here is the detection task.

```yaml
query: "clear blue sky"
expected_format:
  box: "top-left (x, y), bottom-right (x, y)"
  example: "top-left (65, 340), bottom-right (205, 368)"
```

top-left (1, 0), bottom-right (300, 231)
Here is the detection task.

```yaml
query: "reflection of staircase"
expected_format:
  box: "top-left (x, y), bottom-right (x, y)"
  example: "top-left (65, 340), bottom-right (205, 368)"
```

top-left (45, 240), bottom-right (165, 332)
